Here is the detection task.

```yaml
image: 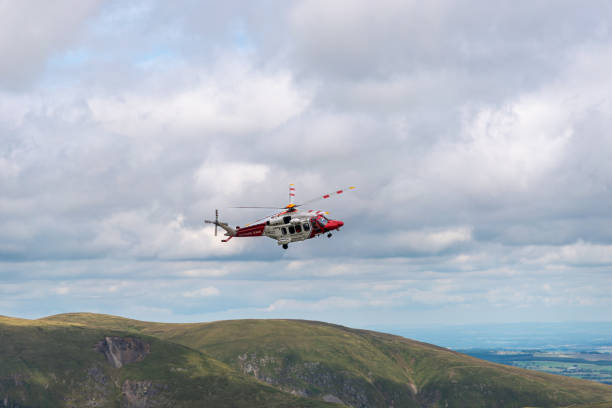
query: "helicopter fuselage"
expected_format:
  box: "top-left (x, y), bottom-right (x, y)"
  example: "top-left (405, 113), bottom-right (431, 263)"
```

top-left (231, 211), bottom-right (343, 247)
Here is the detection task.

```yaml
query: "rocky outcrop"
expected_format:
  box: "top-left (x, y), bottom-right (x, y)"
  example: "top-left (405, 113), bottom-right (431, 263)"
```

top-left (96, 337), bottom-right (150, 368)
top-left (236, 352), bottom-right (378, 407)
top-left (322, 394), bottom-right (345, 404)
top-left (121, 380), bottom-right (166, 408)
top-left (62, 364), bottom-right (113, 407)
top-left (235, 352), bottom-right (422, 407)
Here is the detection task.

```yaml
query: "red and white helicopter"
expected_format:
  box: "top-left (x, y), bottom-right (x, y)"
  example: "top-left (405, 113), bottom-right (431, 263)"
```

top-left (205, 185), bottom-right (355, 249)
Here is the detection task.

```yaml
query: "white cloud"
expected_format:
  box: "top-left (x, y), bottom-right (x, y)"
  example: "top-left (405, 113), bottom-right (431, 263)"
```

top-left (181, 268), bottom-right (228, 278)
top-left (194, 162), bottom-right (269, 195)
top-left (393, 227), bottom-right (473, 253)
top-left (535, 240), bottom-right (612, 266)
top-left (264, 296), bottom-right (363, 312)
top-left (91, 209), bottom-right (251, 259)
top-left (53, 286), bottom-right (70, 295)
top-left (428, 97), bottom-right (572, 193)
top-left (183, 286), bottom-right (220, 298)
top-left (87, 59), bottom-right (309, 137)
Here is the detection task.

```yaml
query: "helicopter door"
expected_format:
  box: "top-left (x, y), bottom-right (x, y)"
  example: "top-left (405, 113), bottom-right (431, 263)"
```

top-left (310, 217), bottom-right (321, 233)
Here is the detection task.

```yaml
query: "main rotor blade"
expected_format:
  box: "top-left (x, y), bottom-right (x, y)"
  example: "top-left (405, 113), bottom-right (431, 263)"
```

top-left (296, 186), bottom-right (356, 207)
top-left (230, 206), bottom-right (285, 209)
top-left (244, 210), bottom-right (285, 226)
top-left (229, 206), bottom-right (285, 226)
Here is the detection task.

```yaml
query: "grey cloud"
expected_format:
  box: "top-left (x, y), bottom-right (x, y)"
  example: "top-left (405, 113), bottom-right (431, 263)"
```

top-left (0, 1), bottom-right (102, 89)
top-left (2, 1), bottom-right (612, 325)
top-left (289, 0), bottom-right (611, 81)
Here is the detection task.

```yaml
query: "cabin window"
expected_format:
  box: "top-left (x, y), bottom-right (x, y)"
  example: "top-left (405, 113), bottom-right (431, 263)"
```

top-left (288, 225), bottom-right (296, 234)
top-left (311, 218), bottom-right (319, 230)
top-left (281, 227), bottom-right (287, 235)
top-left (303, 223), bottom-right (310, 231)
top-left (295, 224), bottom-right (302, 233)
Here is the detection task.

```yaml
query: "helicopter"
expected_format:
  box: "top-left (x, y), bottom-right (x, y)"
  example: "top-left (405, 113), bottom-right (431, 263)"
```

top-left (205, 185), bottom-right (355, 249)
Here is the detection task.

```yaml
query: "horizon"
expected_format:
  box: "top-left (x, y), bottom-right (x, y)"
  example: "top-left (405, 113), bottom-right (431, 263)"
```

top-left (10, 311), bottom-right (612, 328)
top-left (5, 311), bottom-right (612, 351)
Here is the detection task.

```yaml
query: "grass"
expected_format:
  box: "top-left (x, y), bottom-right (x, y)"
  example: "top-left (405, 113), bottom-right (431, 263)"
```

top-left (37, 313), bottom-right (612, 408)
top-left (0, 315), bottom-right (336, 407)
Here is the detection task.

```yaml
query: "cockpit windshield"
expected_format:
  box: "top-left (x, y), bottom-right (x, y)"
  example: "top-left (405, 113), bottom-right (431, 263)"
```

top-left (317, 216), bottom-right (328, 226)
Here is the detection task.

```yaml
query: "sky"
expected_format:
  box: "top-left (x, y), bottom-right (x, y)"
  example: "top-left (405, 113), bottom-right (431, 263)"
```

top-left (1, 0), bottom-right (612, 331)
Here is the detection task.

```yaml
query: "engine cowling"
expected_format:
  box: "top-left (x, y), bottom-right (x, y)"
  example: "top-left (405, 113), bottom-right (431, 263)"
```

top-left (268, 216), bottom-right (288, 226)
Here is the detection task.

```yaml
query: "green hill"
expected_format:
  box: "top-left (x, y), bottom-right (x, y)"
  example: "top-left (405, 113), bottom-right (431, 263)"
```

top-left (0, 315), bottom-right (333, 408)
top-left (2, 313), bottom-right (612, 407)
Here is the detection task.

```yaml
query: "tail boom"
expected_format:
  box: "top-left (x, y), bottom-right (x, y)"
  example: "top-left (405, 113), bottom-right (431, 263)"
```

top-left (235, 223), bottom-right (266, 237)
top-left (205, 209), bottom-right (265, 242)
top-left (204, 219), bottom-right (236, 239)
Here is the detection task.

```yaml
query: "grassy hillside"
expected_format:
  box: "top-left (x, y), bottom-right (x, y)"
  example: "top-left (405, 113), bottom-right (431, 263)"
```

top-left (0, 315), bottom-right (335, 408)
top-left (41, 313), bottom-right (612, 408)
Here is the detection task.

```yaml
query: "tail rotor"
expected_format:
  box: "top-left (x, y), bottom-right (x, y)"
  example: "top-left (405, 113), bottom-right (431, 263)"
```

top-left (214, 209), bottom-right (218, 236)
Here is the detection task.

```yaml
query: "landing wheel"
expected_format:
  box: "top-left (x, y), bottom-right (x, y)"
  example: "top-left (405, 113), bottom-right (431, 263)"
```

top-left (327, 233), bottom-right (332, 238)
top-left (282, 244), bottom-right (288, 249)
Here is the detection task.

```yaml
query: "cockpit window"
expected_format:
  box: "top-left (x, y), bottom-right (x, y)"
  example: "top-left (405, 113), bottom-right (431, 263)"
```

top-left (318, 216), bottom-right (328, 226)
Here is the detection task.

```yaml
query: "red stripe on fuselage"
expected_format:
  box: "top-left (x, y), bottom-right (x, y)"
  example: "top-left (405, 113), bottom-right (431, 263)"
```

top-left (236, 223), bottom-right (266, 237)
top-left (323, 194), bottom-right (330, 199)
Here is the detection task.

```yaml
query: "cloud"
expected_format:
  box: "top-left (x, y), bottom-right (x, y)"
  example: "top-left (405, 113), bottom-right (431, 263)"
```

top-left (92, 209), bottom-right (252, 259)
top-left (183, 286), bottom-right (220, 298)
top-left (87, 58), bottom-right (309, 138)
top-left (534, 240), bottom-right (612, 266)
top-left (289, 0), bottom-right (449, 79)
top-left (1, 1), bottom-right (612, 327)
top-left (393, 227), bottom-right (473, 254)
top-left (0, 1), bottom-right (102, 89)
top-left (53, 286), bottom-right (71, 295)
top-left (433, 100), bottom-right (572, 193)
top-left (263, 297), bottom-right (363, 312)
top-left (195, 162), bottom-right (270, 195)
top-left (288, 0), bottom-right (611, 88)
top-left (404, 288), bottom-right (465, 306)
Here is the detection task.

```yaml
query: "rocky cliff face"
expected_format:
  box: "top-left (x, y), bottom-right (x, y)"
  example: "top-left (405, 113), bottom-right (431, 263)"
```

top-left (0, 320), bottom-right (331, 408)
top-left (96, 336), bottom-right (150, 368)
top-left (1, 336), bottom-right (160, 408)
top-left (121, 380), bottom-right (168, 408)
top-left (236, 352), bottom-right (417, 408)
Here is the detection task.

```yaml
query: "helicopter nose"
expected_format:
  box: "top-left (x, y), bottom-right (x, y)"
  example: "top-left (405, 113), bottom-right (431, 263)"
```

top-left (327, 220), bottom-right (343, 230)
